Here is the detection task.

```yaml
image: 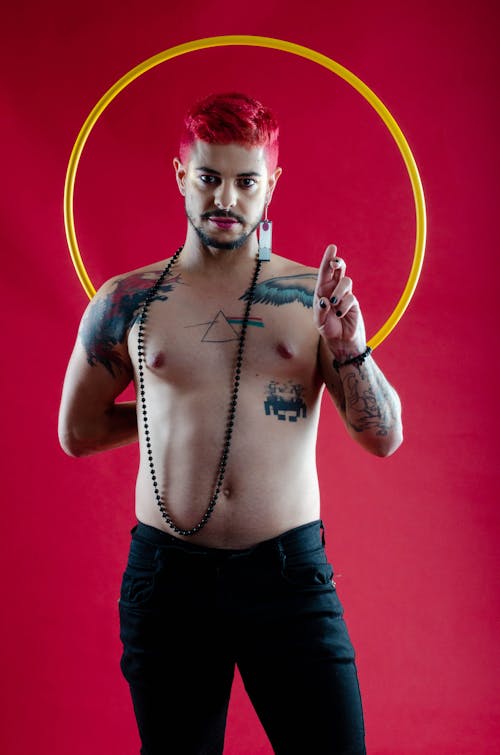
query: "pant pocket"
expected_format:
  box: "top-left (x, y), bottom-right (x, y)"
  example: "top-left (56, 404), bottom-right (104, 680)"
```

top-left (120, 569), bottom-right (157, 606)
top-left (118, 534), bottom-right (164, 608)
top-left (281, 559), bottom-right (335, 590)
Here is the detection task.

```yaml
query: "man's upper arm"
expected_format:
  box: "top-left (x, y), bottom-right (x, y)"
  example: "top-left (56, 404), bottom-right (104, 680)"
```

top-left (58, 278), bottom-right (135, 456)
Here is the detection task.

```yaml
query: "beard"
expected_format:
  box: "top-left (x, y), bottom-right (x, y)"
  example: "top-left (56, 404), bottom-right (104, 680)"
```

top-left (186, 208), bottom-right (261, 251)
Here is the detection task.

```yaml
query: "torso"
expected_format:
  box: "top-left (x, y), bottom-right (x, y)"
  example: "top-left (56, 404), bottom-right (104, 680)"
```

top-left (127, 253), bottom-right (325, 548)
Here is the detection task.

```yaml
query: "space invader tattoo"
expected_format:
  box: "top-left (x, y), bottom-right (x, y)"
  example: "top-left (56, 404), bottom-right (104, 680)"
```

top-left (264, 380), bottom-right (307, 422)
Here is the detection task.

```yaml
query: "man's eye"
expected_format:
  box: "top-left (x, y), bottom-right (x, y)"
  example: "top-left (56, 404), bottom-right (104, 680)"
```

top-left (200, 175), bottom-right (218, 184)
top-left (239, 178), bottom-right (256, 188)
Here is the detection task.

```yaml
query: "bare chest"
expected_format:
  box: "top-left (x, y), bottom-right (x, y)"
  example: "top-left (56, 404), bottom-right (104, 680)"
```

top-left (129, 285), bottom-right (320, 390)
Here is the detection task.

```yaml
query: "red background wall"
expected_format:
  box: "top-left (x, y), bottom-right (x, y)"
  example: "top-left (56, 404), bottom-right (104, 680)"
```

top-left (1, 2), bottom-right (498, 753)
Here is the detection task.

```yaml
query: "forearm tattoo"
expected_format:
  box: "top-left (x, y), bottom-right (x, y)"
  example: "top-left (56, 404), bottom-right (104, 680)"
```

top-left (264, 380), bottom-right (307, 422)
top-left (342, 363), bottom-right (397, 436)
top-left (79, 272), bottom-right (181, 376)
top-left (241, 274), bottom-right (316, 309)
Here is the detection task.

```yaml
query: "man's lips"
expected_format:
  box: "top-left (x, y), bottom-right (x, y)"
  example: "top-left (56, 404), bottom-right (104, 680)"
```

top-left (208, 216), bottom-right (240, 229)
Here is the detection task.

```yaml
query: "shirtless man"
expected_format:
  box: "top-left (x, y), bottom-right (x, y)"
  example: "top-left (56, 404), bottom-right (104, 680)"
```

top-left (59, 93), bottom-right (402, 755)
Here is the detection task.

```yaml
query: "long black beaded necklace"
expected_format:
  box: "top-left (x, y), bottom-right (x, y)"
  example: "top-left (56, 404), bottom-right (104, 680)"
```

top-left (137, 246), bottom-right (263, 536)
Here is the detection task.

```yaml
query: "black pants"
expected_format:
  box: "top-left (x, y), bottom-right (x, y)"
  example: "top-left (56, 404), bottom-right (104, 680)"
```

top-left (119, 520), bottom-right (366, 754)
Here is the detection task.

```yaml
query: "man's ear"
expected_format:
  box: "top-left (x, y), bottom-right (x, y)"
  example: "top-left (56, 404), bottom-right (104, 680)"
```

top-left (266, 166), bottom-right (282, 207)
top-left (173, 157), bottom-right (186, 196)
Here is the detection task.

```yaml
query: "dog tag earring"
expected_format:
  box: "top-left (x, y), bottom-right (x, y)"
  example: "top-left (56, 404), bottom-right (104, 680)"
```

top-left (258, 204), bottom-right (272, 261)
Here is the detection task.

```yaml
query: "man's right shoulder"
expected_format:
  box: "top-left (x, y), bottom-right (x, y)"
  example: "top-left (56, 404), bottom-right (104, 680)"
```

top-left (95, 259), bottom-right (172, 299)
top-left (79, 259), bottom-right (179, 377)
top-left (89, 256), bottom-right (182, 319)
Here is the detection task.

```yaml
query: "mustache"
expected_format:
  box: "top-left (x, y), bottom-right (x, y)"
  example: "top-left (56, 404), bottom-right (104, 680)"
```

top-left (201, 209), bottom-right (244, 223)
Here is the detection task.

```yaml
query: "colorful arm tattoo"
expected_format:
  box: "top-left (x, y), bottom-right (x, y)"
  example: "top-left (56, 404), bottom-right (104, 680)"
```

top-left (240, 274), bottom-right (316, 309)
top-left (79, 272), bottom-right (181, 376)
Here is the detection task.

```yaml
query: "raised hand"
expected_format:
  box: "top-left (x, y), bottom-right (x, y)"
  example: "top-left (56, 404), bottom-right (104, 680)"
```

top-left (313, 244), bottom-right (367, 359)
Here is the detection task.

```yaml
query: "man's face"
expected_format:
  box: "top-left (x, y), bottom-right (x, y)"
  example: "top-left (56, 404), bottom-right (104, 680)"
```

top-left (174, 141), bottom-right (281, 251)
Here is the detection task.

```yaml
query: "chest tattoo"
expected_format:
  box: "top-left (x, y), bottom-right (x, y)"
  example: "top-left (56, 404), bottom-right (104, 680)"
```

top-left (264, 380), bottom-right (307, 423)
top-left (185, 310), bottom-right (264, 343)
top-left (240, 273), bottom-right (316, 309)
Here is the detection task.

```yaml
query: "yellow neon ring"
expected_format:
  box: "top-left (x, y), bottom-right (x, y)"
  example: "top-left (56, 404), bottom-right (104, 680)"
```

top-left (64, 34), bottom-right (426, 349)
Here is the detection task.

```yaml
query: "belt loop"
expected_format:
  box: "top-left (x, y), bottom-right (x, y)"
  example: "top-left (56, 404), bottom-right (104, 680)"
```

top-left (320, 520), bottom-right (326, 547)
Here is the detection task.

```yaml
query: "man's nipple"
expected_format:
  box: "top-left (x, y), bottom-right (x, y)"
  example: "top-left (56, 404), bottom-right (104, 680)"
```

top-left (276, 342), bottom-right (294, 360)
top-left (146, 351), bottom-right (165, 369)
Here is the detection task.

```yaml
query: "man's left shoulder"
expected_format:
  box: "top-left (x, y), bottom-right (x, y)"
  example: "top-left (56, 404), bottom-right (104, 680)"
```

top-left (248, 255), bottom-right (318, 311)
top-left (268, 253), bottom-right (318, 277)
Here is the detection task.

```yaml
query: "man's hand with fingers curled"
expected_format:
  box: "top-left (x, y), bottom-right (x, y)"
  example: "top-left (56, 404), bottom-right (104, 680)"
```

top-left (313, 244), bottom-right (367, 361)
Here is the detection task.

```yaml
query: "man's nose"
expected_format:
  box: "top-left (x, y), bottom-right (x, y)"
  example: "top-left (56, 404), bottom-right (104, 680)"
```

top-left (214, 182), bottom-right (237, 210)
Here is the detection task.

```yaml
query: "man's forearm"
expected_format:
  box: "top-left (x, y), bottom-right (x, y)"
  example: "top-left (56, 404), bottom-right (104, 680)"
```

top-left (337, 357), bottom-right (403, 457)
top-left (59, 401), bottom-right (138, 457)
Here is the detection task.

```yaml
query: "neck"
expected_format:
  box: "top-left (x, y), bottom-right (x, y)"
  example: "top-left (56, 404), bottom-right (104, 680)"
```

top-left (179, 227), bottom-right (259, 276)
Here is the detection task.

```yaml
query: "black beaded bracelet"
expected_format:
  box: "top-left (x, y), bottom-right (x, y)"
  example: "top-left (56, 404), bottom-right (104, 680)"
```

top-left (333, 346), bottom-right (372, 372)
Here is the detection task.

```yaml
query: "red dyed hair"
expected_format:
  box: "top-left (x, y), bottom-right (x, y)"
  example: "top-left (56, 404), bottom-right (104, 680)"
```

top-left (179, 92), bottom-right (279, 171)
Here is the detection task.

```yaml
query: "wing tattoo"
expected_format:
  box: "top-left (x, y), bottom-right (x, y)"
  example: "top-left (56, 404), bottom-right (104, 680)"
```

top-left (240, 273), bottom-right (317, 309)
